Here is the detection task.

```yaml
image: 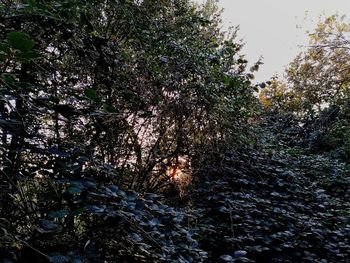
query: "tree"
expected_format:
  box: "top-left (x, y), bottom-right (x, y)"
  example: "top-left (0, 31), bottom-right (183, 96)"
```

top-left (260, 15), bottom-right (350, 118)
top-left (0, 0), bottom-right (257, 192)
top-left (259, 15), bottom-right (350, 156)
top-left (0, 1), bottom-right (258, 260)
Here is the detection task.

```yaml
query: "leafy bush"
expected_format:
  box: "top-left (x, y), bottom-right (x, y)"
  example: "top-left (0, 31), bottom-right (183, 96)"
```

top-left (0, 0), bottom-right (257, 261)
top-left (0, 0), bottom-right (257, 192)
top-left (190, 142), bottom-right (350, 262)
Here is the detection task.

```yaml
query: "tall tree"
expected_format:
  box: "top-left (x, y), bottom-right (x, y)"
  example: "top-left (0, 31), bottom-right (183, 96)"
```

top-left (260, 15), bottom-right (350, 118)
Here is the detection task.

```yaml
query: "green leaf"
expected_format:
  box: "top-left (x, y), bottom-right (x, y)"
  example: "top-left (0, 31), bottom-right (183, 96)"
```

top-left (0, 43), bottom-right (10, 54)
top-left (15, 50), bottom-right (41, 61)
top-left (67, 186), bottom-right (84, 194)
top-left (71, 207), bottom-right (85, 216)
top-left (39, 220), bottom-right (58, 231)
top-left (0, 54), bottom-right (7, 61)
top-left (17, 82), bottom-right (33, 90)
top-left (6, 31), bottom-right (35, 51)
top-left (86, 205), bottom-right (105, 213)
top-left (1, 74), bottom-right (15, 85)
top-left (102, 103), bottom-right (117, 113)
top-left (67, 181), bottom-right (86, 194)
top-left (152, 95), bottom-right (162, 105)
top-left (84, 88), bottom-right (97, 100)
top-left (0, 43), bottom-right (10, 60)
top-left (48, 210), bottom-right (69, 219)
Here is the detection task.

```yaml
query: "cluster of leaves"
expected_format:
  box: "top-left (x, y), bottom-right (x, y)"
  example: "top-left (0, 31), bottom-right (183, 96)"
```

top-left (189, 117), bottom-right (350, 262)
top-left (2, 108), bottom-right (349, 262)
top-left (1, 175), bottom-right (208, 262)
top-left (0, 0), bottom-right (257, 191)
top-left (259, 15), bottom-right (350, 161)
top-left (0, 0), bottom-right (259, 261)
top-left (4, 0), bottom-right (349, 262)
top-left (260, 15), bottom-right (350, 116)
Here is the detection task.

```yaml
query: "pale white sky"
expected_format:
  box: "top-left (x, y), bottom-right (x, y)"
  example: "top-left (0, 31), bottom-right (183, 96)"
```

top-left (194, 0), bottom-right (350, 83)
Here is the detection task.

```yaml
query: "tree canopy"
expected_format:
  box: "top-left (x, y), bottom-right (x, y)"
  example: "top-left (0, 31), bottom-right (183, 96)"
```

top-left (260, 15), bottom-right (350, 118)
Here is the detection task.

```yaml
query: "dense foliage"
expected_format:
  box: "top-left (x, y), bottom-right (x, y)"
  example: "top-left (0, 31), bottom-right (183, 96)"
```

top-left (259, 15), bottom-right (350, 160)
top-left (190, 115), bottom-right (350, 262)
top-left (0, 0), bottom-right (257, 191)
top-left (0, 0), bottom-right (257, 261)
top-left (1, 1), bottom-right (349, 262)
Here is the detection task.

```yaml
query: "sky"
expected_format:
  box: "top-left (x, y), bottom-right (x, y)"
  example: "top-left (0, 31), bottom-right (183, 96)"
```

top-left (193, 0), bottom-right (350, 83)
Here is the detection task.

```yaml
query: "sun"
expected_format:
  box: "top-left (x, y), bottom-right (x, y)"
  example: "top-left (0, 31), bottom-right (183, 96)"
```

top-left (165, 156), bottom-right (192, 184)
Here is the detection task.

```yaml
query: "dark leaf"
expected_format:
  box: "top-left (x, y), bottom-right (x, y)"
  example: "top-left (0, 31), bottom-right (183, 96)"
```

top-left (6, 31), bottom-right (35, 51)
top-left (49, 255), bottom-right (68, 263)
top-left (84, 88), bottom-right (97, 100)
top-left (48, 210), bottom-right (69, 219)
top-left (219, 255), bottom-right (233, 262)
